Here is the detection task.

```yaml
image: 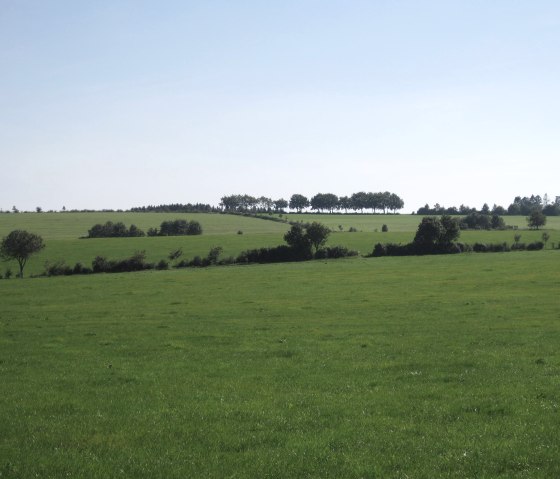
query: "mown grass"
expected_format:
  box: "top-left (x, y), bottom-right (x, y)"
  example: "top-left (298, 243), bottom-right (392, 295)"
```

top-left (1, 252), bottom-right (560, 477)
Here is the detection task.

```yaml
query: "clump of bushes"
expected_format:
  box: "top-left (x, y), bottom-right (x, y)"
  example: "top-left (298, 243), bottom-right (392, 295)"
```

top-left (148, 219), bottom-right (202, 236)
top-left (45, 261), bottom-right (93, 276)
top-left (92, 251), bottom-right (154, 273)
top-left (86, 221), bottom-right (145, 238)
top-left (459, 212), bottom-right (507, 230)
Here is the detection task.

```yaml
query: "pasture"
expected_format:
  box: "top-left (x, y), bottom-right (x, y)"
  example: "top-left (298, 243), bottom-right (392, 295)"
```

top-left (1, 212), bottom-right (560, 477)
top-left (1, 252), bottom-right (560, 477)
top-left (0, 212), bottom-right (558, 277)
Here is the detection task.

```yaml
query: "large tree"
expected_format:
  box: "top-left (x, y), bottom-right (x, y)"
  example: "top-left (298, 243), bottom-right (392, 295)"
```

top-left (1, 230), bottom-right (45, 278)
top-left (289, 194), bottom-right (309, 213)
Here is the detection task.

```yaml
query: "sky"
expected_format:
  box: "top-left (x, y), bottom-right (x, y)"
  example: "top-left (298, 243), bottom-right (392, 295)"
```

top-left (1, 0), bottom-right (559, 213)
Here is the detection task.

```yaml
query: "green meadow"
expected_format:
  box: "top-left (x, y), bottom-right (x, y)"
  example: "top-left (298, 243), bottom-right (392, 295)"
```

top-left (1, 213), bottom-right (560, 477)
top-left (0, 212), bottom-right (558, 277)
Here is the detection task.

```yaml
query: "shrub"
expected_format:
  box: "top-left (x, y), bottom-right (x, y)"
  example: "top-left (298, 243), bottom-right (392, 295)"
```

top-left (156, 259), bottom-right (169, 270)
top-left (237, 230), bottom-right (243, 235)
top-left (189, 256), bottom-right (203, 267)
top-left (348, 227), bottom-right (358, 232)
top-left (526, 241), bottom-right (544, 251)
top-left (187, 221), bottom-right (203, 235)
top-left (314, 246), bottom-right (358, 259)
top-left (45, 260), bottom-right (73, 276)
top-left (372, 243), bottom-right (386, 257)
top-left (207, 246), bottom-right (223, 265)
top-left (381, 224), bottom-right (388, 232)
top-left (86, 221), bottom-right (145, 238)
top-left (4, 268), bottom-right (12, 279)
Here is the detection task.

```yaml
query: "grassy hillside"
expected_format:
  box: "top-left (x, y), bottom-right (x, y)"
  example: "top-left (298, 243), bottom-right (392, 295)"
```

top-left (0, 212), bottom-right (558, 277)
top-left (1, 253), bottom-right (559, 477)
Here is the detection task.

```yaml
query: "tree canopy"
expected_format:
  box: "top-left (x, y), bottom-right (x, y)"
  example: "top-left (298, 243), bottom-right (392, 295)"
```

top-left (1, 230), bottom-right (45, 277)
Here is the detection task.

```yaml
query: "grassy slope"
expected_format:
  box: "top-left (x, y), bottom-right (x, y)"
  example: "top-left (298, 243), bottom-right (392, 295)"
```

top-left (1, 253), bottom-right (559, 477)
top-left (1, 212), bottom-right (558, 276)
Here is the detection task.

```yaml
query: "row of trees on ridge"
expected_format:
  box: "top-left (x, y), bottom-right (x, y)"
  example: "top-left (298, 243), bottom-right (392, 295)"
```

top-left (220, 192), bottom-right (405, 214)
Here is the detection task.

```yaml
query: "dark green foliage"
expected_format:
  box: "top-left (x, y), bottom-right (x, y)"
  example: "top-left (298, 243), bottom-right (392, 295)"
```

top-left (305, 222), bottom-right (331, 252)
top-left (206, 246), bottom-right (223, 265)
top-left (310, 193), bottom-right (339, 213)
top-left (527, 210), bottom-right (546, 230)
top-left (87, 221), bottom-right (145, 238)
top-left (156, 259), bottom-right (169, 270)
top-left (289, 194), bottom-right (310, 213)
top-left (0, 230), bottom-right (45, 277)
top-left (130, 202), bottom-right (215, 213)
top-left (526, 241), bottom-right (544, 251)
top-left (411, 216), bottom-right (460, 253)
top-left (187, 221), bottom-right (203, 235)
top-left (91, 251), bottom-right (153, 273)
top-left (314, 246), bottom-right (358, 259)
top-left (460, 212), bottom-right (506, 230)
top-left (283, 223), bottom-right (312, 255)
top-left (158, 219), bottom-right (202, 236)
top-left (381, 224), bottom-right (388, 232)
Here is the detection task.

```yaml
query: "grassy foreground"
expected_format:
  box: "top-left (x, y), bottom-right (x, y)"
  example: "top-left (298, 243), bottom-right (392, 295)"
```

top-left (1, 252), bottom-right (560, 477)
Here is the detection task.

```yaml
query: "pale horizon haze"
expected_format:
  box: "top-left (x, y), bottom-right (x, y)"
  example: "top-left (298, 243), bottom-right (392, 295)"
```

top-left (1, 1), bottom-right (559, 213)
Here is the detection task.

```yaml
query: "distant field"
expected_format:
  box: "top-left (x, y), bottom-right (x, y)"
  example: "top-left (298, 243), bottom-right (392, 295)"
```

top-left (1, 253), bottom-right (559, 477)
top-left (0, 212), bottom-right (558, 276)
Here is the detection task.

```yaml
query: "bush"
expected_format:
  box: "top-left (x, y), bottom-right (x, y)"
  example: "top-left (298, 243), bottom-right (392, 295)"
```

top-left (372, 243), bottom-right (387, 257)
top-left (92, 251), bottom-right (153, 273)
top-left (156, 259), bottom-right (169, 270)
top-left (207, 246), bottom-right (223, 265)
top-left (237, 245), bottom-right (306, 264)
top-left (381, 224), bottom-right (388, 232)
top-left (348, 227), bottom-right (358, 232)
top-left (314, 245), bottom-right (358, 259)
top-left (4, 268), bottom-right (12, 279)
top-left (45, 260), bottom-right (73, 276)
top-left (189, 256), bottom-right (203, 267)
top-left (86, 221), bottom-right (145, 238)
top-left (526, 241), bottom-right (544, 251)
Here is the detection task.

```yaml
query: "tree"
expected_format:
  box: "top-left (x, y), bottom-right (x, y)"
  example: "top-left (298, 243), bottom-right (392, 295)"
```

top-left (0, 230), bottom-right (45, 278)
top-left (305, 222), bottom-right (331, 252)
top-left (412, 216), bottom-right (460, 253)
top-left (527, 210), bottom-right (546, 230)
top-left (284, 223), bottom-right (309, 250)
top-left (273, 198), bottom-right (288, 212)
top-left (289, 194), bottom-right (309, 213)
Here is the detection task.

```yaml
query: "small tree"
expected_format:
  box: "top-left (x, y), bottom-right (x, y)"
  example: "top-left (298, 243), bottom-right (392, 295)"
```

top-left (542, 232), bottom-right (550, 248)
top-left (527, 210), bottom-right (546, 230)
top-left (305, 222), bottom-right (330, 253)
top-left (0, 230), bottom-right (45, 278)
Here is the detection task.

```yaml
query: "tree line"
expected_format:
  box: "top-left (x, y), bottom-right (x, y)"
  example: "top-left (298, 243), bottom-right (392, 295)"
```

top-left (417, 194), bottom-right (560, 216)
top-left (220, 191), bottom-right (404, 214)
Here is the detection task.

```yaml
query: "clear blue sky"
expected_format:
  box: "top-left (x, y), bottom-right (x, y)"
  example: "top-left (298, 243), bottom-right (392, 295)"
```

top-left (1, 0), bottom-right (559, 212)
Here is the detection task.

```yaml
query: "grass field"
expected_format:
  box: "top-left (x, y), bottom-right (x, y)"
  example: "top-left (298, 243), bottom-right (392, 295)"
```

top-left (1, 252), bottom-right (560, 477)
top-left (0, 212), bottom-right (558, 277)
